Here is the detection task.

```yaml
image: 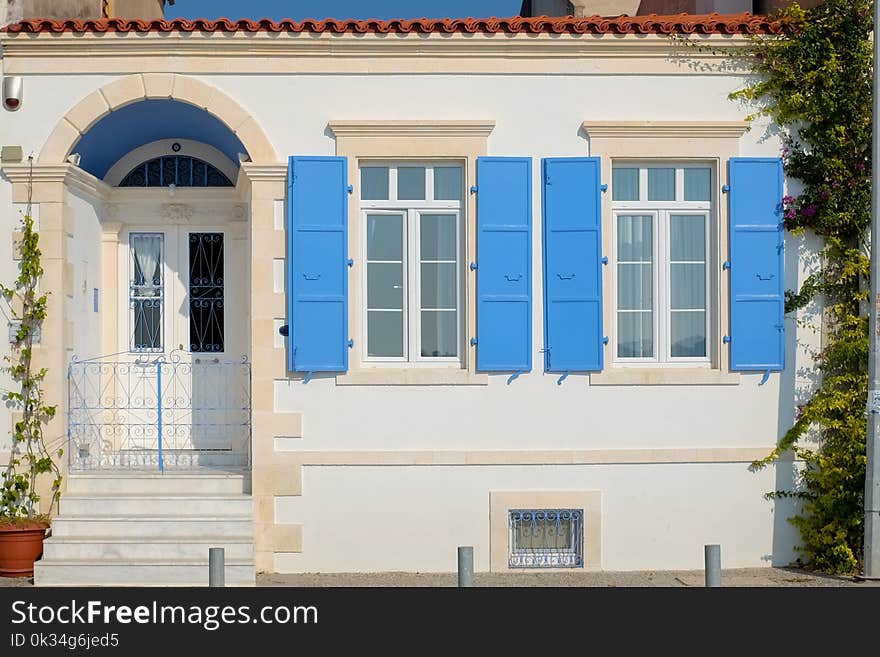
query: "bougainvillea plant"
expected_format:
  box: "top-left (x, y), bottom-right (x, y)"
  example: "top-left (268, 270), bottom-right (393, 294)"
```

top-left (732, 0), bottom-right (872, 573)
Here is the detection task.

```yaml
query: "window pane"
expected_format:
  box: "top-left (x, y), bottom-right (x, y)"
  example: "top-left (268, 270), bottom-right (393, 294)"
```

top-left (670, 263), bottom-right (706, 310)
top-left (617, 263), bottom-right (652, 310)
top-left (130, 233), bottom-right (163, 352)
top-left (367, 311), bottom-right (404, 358)
top-left (670, 215), bottom-right (706, 261)
top-left (397, 166), bottom-right (426, 200)
top-left (617, 215), bottom-right (652, 262)
top-left (366, 214), bottom-right (403, 261)
top-left (612, 167), bottom-right (639, 201)
top-left (647, 168), bottom-right (675, 201)
top-left (421, 263), bottom-right (457, 309)
top-left (684, 168), bottom-right (711, 201)
top-left (421, 311), bottom-right (457, 358)
top-left (367, 263), bottom-right (404, 310)
top-left (671, 311), bottom-right (707, 358)
top-left (420, 214), bottom-right (456, 261)
top-left (361, 167), bottom-right (389, 200)
top-left (433, 166), bottom-right (462, 201)
top-left (617, 312), bottom-right (653, 358)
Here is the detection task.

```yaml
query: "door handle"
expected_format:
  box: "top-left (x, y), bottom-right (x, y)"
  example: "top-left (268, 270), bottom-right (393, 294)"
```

top-left (556, 273), bottom-right (576, 280)
top-left (302, 273), bottom-right (321, 281)
top-left (504, 273), bottom-right (523, 282)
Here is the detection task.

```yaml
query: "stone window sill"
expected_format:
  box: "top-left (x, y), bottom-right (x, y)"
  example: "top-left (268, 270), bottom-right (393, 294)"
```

top-left (336, 368), bottom-right (489, 386)
top-left (589, 368), bottom-right (740, 386)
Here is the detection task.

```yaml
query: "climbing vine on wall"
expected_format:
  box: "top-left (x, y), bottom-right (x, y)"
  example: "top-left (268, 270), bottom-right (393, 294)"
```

top-left (732, 0), bottom-right (872, 574)
top-left (0, 156), bottom-right (62, 522)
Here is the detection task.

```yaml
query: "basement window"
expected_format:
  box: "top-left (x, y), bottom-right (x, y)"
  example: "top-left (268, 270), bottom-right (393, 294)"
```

top-left (508, 509), bottom-right (584, 569)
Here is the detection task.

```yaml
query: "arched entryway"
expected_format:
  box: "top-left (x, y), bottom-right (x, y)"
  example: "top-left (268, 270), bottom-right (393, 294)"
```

top-left (36, 76), bottom-right (279, 471)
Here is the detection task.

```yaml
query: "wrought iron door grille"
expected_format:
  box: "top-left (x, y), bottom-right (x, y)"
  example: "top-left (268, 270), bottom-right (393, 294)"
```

top-left (189, 232), bottom-right (225, 353)
top-left (508, 509), bottom-right (584, 568)
top-left (67, 353), bottom-right (251, 471)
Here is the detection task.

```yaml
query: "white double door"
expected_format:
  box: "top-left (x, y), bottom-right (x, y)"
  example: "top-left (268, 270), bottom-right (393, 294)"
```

top-left (119, 224), bottom-right (247, 454)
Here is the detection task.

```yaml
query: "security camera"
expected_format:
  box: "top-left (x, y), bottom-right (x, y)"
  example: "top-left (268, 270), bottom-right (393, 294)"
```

top-left (2, 77), bottom-right (23, 112)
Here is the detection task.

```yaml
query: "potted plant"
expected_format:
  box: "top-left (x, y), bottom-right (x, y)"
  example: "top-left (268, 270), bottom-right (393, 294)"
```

top-left (0, 172), bottom-right (62, 578)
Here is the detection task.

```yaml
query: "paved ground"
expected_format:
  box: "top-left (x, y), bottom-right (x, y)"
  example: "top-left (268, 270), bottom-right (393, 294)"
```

top-left (3, 567), bottom-right (877, 588)
top-left (256, 568), bottom-right (877, 587)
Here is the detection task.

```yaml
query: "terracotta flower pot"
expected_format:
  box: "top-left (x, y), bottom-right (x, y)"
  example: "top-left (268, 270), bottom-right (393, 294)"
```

top-left (0, 522), bottom-right (49, 578)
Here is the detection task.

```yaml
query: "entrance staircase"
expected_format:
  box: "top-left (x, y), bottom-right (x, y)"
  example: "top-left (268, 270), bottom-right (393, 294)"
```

top-left (34, 472), bottom-right (255, 586)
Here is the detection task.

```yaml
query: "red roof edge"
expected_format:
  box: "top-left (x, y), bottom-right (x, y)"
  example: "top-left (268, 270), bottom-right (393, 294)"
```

top-left (2, 13), bottom-right (786, 36)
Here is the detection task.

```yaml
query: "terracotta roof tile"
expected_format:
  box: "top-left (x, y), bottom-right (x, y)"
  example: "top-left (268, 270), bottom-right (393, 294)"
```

top-left (2, 13), bottom-right (785, 36)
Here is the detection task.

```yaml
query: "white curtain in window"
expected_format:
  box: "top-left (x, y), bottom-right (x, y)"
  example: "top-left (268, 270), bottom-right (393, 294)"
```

top-left (131, 234), bottom-right (162, 290)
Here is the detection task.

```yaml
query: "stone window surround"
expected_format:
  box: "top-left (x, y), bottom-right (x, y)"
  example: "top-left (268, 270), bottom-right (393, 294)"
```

top-left (329, 120), bottom-right (495, 386)
top-left (583, 121), bottom-right (749, 386)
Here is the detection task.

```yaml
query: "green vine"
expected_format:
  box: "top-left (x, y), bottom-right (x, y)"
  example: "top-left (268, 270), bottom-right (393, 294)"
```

top-left (0, 155), bottom-right (62, 525)
top-left (677, 0), bottom-right (872, 573)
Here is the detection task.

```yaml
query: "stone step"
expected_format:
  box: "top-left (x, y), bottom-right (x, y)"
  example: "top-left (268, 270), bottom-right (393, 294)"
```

top-left (59, 494), bottom-right (253, 517)
top-left (51, 516), bottom-right (253, 538)
top-left (66, 473), bottom-right (249, 495)
top-left (42, 536), bottom-right (254, 561)
top-left (33, 559), bottom-right (256, 587)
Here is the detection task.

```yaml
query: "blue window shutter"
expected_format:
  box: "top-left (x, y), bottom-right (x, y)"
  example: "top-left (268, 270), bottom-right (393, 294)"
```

top-left (287, 156), bottom-right (349, 372)
top-left (728, 157), bottom-right (784, 371)
top-left (542, 157), bottom-right (604, 372)
top-left (475, 157), bottom-right (532, 372)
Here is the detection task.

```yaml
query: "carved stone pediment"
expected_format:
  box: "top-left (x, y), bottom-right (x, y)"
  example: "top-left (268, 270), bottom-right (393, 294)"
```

top-left (161, 203), bottom-right (195, 223)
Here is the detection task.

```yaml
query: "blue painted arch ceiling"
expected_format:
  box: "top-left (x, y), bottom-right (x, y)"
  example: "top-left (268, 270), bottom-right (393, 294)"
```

top-left (72, 99), bottom-right (248, 180)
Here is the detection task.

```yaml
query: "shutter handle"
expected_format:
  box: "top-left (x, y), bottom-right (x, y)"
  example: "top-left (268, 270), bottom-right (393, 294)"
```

top-left (470, 186), bottom-right (478, 194)
top-left (470, 338), bottom-right (478, 346)
top-left (557, 371), bottom-right (570, 386)
top-left (601, 256), bottom-right (609, 265)
top-left (756, 273), bottom-right (775, 281)
top-left (347, 185), bottom-right (354, 194)
top-left (722, 184), bottom-right (731, 194)
top-left (556, 273), bottom-right (576, 280)
top-left (347, 258), bottom-right (355, 268)
top-left (600, 184), bottom-right (608, 193)
top-left (603, 336), bottom-right (609, 345)
top-left (303, 273), bottom-right (321, 281)
top-left (504, 273), bottom-right (523, 282)
top-left (723, 335), bottom-right (731, 344)
top-left (723, 261), bottom-right (731, 270)
top-left (348, 339), bottom-right (354, 348)
top-left (470, 262), bottom-right (478, 271)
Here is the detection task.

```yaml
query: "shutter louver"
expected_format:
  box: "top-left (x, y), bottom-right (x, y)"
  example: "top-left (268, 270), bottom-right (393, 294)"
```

top-left (287, 156), bottom-right (350, 373)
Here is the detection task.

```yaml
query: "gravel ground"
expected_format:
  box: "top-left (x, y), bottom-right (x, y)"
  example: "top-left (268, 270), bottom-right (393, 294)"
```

top-left (257, 568), bottom-right (877, 587)
top-left (3, 567), bottom-right (877, 588)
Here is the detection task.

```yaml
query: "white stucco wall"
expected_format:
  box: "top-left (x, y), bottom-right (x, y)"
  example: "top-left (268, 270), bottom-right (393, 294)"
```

top-left (275, 463), bottom-right (802, 572)
top-left (66, 190), bottom-right (102, 361)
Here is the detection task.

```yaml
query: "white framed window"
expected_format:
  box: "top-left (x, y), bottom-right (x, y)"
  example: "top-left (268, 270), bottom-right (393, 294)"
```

top-left (360, 162), bottom-right (464, 364)
top-left (611, 163), bottom-right (713, 365)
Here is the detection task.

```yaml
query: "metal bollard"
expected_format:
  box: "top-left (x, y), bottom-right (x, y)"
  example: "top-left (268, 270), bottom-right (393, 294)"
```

top-left (458, 546), bottom-right (475, 587)
top-left (209, 547), bottom-right (225, 587)
top-left (704, 544), bottom-right (721, 587)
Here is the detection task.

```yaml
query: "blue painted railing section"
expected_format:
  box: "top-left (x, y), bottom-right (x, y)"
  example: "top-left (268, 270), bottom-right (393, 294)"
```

top-left (474, 157), bottom-right (533, 373)
top-left (727, 158), bottom-right (785, 372)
